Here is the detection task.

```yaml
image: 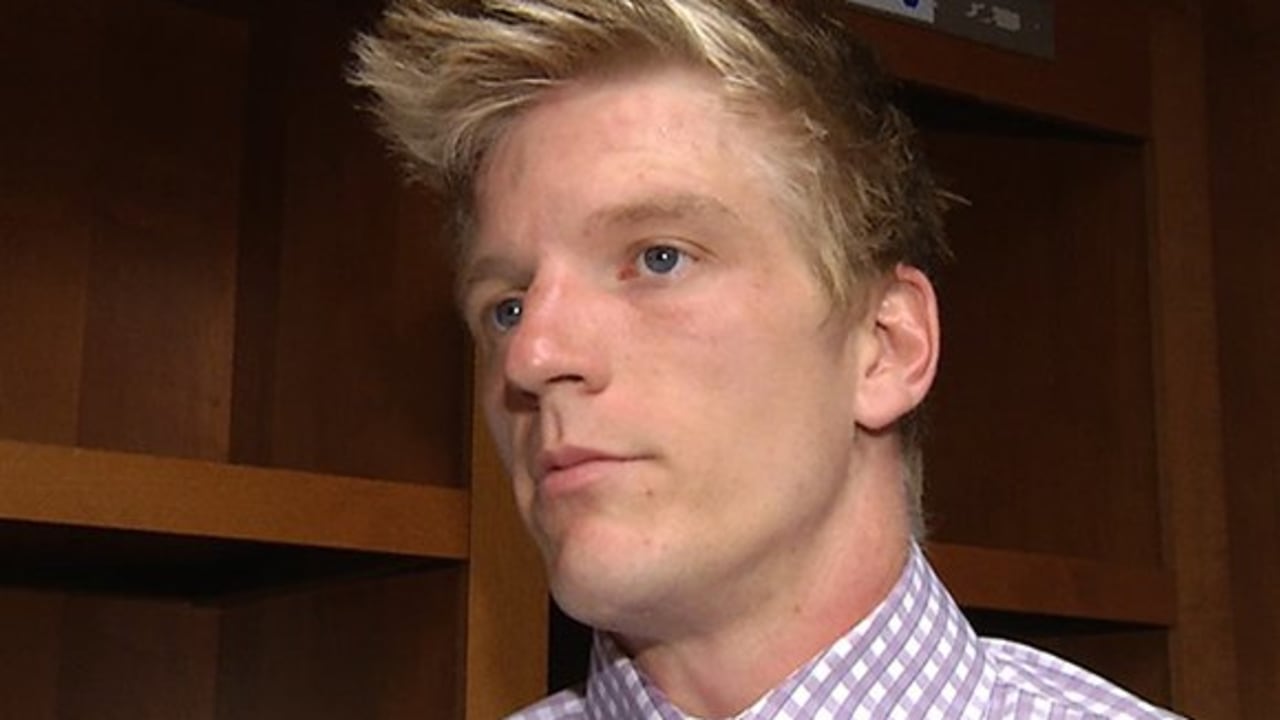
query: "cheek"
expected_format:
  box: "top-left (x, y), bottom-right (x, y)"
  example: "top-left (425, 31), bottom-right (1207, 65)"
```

top-left (480, 366), bottom-right (521, 471)
top-left (639, 285), bottom-right (851, 465)
top-left (640, 280), bottom-right (829, 387)
top-left (483, 396), bottom-right (541, 531)
top-left (478, 357), bottom-right (544, 519)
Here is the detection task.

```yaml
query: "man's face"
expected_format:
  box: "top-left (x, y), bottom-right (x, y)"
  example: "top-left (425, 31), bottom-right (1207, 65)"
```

top-left (461, 67), bottom-right (873, 634)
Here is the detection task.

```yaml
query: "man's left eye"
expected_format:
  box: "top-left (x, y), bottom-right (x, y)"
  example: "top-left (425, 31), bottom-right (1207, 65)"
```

top-left (639, 245), bottom-right (684, 275)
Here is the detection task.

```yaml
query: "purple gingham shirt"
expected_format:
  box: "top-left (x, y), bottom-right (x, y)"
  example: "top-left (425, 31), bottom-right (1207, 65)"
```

top-left (509, 543), bottom-right (1182, 719)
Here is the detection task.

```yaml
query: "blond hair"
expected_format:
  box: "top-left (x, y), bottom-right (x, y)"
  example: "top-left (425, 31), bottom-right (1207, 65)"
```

top-left (351, 0), bottom-right (948, 535)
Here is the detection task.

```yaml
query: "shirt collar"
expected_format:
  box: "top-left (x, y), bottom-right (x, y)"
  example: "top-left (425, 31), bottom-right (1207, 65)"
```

top-left (582, 542), bottom-right (996, 719)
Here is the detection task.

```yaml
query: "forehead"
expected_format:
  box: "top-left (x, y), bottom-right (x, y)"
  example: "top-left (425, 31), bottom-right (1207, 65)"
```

top-left (466, 66), bottom-right (784, 251)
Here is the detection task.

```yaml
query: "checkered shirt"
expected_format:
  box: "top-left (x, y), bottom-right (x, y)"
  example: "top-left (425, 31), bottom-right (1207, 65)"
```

top-left (508, 543), bottom-right (1183, 719)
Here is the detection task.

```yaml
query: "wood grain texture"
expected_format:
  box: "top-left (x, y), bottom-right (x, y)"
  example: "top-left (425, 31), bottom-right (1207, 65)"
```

top-left (0, 234), bottom-right (91, 446)
top-left (1210, 0), bottom-right (1280, 42)
top-left (0, 589), bottom-right (64, 719)
top-left (228, 2), bottom-right (289, 469)
top-left (56, 594), bottom-right (219, 720)
top-left (0, 439), bottom-right (468, 559)
top-left (71, 0), bottom-right (245, 462)
top-left (837, 0), bottom-right (1150, 136)
top-left (928, 543), bottom-right (1175, 625)
top-left (1, 1), bottom-right (480, 717)
top-left (0, 0), bottom-right (99, 446)
top-left (215, 567), bottom-right (463, 720)
top-left (1147, 2), bottom-right (1242, 717)
top-left (0, 590), bottom-right (221, 718)
top-left (262, 0), bottom-right (466, 486)
top-left (1203, 9), bottom-right (1280, 718)
top-left (463, 372), bottom-right (549, 719)
top-left (922, 129), bottom-right (1162, 565)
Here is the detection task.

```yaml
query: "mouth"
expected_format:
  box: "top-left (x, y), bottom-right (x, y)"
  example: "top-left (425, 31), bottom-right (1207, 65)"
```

top-left (534, 445), bottom-right (639, 496)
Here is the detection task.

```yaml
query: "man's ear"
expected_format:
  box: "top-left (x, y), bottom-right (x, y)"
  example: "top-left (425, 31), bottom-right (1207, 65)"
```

top-left (853, 264), bottom-right (940, 431)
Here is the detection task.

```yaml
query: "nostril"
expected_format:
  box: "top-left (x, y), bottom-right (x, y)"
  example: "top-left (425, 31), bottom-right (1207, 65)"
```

top-left (548, 372), bottom-right (586, 385)
top-left (504, 383), bottom-right (540, 412)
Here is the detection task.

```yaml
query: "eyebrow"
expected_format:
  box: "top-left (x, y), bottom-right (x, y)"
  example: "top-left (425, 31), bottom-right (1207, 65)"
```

top-left (458, 192), bottom-right (744, 298)
top-left (456, 253), bottom-right (525, 307)
top-left (584, 192), bottom-right (743, 233)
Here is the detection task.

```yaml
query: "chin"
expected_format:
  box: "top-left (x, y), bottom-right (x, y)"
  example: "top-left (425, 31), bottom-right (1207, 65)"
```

top-left (546, 564), bottom-right (631, 631)
top-left (542, 527), bottom-right (669, 632)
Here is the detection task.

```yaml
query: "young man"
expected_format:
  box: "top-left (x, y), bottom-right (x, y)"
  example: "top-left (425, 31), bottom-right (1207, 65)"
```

top-left (354, 1), bottom-right (1181, 717)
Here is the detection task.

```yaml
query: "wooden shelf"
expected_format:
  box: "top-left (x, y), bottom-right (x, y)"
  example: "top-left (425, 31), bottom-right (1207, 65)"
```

top-left (0, 440), bottom-right (469, 561)
top-left (927, 542), bottom-right (1176, 626)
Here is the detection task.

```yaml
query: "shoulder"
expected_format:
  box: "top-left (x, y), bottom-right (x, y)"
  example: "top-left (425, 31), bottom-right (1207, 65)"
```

top-left (982, 637), bottom-right (1185, 719)
top-left (503, 687), bottom-right (588, 720)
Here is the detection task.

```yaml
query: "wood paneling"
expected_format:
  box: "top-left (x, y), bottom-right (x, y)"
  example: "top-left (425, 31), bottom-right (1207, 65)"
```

top-left (0, 0), bottom-right (99, 446)
top-left (0, 0), bottom-right (245, 460)
top-left (1204, 8), bottom-right (1280, 718)
top-left (0, 1), bottom-right (528, 718)
top-left (73, 0), bottom-right (245, 462)
top-left (1148, 3), bottom-right (1241, 716)
top-left (0, 572), bottom-right (470, 720)
top-left (0, 589), bottom-right (221, 720)
top-left (928, 544), bottom-right (1175, 625)
top-left (0, 236), bottom-right (90, 446)
top-left (0, 590), bottom-right (63, 719)
top-left (922, 130), bottom-right (1161, 564)
top-left (216, 568), bottom-right (463, 720)
top-left (228, 2), bottom-right (290, 469)
top-left (262, 0), bottom-right (466, 486)
top-left (56, 595), bottom-right (219, 720)
top-left (1211, 0), bottom-right (1280, 43)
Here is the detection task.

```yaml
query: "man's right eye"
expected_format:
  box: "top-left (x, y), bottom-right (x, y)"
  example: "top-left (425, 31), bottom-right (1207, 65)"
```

top-left (491, 297), bottom-right (523, 332)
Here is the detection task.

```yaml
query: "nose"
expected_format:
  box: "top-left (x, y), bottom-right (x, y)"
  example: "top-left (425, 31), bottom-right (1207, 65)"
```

top-left (502, 269), bottom-right (610, 400)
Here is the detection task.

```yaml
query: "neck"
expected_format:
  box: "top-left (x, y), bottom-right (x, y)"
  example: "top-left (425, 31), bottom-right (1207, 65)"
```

top-left (620, 457), bottom-right (913, 717)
